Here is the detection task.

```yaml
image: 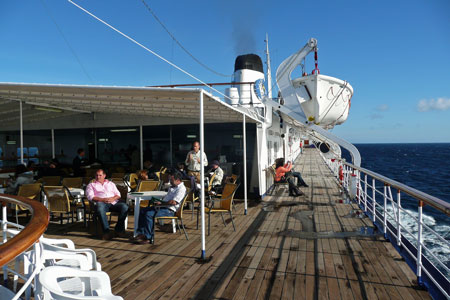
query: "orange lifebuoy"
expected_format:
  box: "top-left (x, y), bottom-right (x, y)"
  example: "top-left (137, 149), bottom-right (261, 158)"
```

top-left (339, 166), bottom-right (344, 183)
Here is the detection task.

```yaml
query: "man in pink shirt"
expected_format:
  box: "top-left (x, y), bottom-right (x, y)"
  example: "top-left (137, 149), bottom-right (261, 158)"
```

top-left (86, 169), bottom-right (129, 240)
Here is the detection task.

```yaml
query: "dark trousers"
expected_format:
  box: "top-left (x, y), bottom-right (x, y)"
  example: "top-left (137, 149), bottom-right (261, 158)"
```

top-left (289, 171), bottom-right (307, 186)
top-left (136, 207), bottom-right (174, 239)
top-left (96, 201), bottom-right (129, 233)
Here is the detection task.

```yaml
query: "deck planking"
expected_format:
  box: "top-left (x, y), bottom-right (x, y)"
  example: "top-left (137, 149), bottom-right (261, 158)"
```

top-left (32, 148), bottom-right (430, 299)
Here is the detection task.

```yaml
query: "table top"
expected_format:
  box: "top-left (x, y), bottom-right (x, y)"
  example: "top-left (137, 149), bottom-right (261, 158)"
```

top-left (127, 191), bottom-right (167, 199)
top-left (68, 188), bottom-right (84, 196)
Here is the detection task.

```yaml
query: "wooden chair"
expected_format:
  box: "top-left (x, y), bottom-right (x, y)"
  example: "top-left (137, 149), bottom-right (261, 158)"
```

top-left (15, 183), bottom-right (42, 223)
top-left (111, 173), bottom-right (125, 179)
top-left (136, 180), bottom-right (160, 208)
top-left (61, 177), bottom-right (83, 188)
top-left (226, 174), bottom-right (239, 184)
top-left (266, 165), bottom-right (288, 195)
top-left (38, 176), bottom-right (61, 186)
top-left (44, 186), bottom-right (77, 224)
top-left (127, 173), bottom-right (139, 191)
top-left (155, 188), bottom-right (190, 241)
top-left (197, 183), bottom-right (239, 235)
top-left (182, 179), bottom-right (199, 219)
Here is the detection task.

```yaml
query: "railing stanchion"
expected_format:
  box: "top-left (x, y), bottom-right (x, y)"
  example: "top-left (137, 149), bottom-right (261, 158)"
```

top-left (372, 178), bottom-right (376, 223)
top-left (397, 189), bottom-right (402, 247)
top-left (383, 184), bottom-right (388, 238)
top-left (364, 174), bottom-right (368, 212)
top-left (417, 200), bottom-right (424, 285)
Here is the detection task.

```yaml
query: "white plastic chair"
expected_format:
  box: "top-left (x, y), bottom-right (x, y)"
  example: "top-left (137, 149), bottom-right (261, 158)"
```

top-left (38, 266), bottom-right (123, 300)
top-left (5, 230), bottom-right (101, 300)
top-left (40, 237), bottom-right (102, 271)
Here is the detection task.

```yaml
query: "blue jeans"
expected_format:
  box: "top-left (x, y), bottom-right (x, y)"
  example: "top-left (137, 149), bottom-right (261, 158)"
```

top-left (288, 171), bottom-right (307, 186)
top-left (95, 201), bottom-right (129, 233)
top-left (136, 207), bottom-right (174, 239)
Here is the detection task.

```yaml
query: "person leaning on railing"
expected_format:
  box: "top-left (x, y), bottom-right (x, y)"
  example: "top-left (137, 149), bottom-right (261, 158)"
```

top-left (86, 169), bottom-right (129, 240)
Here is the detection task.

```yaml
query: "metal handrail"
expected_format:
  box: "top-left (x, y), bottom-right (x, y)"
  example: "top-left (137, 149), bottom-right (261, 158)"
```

top-left (321, 155), bottom-right (449, 299)
top-left (337, 158), bottom-right (449, 215)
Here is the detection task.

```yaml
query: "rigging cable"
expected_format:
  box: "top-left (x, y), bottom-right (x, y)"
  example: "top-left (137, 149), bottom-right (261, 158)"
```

top-left (40, 0), bottom-right (94, 84)
top-left (140, 0), bottom-right (230, 78)
top-left (67, 0), bottom-right (262, 120)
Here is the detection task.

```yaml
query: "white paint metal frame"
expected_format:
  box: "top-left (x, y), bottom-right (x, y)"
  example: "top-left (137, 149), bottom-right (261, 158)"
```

top-left (3, 83), bottom-right (259, 260)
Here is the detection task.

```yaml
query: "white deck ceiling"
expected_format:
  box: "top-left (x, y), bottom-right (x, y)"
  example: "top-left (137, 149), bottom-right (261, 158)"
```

top-left (0, 82), bottom-right (261, 131)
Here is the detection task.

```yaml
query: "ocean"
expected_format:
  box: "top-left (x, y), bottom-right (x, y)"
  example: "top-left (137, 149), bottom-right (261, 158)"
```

top-left (342, 143), bottom-right (450, 271)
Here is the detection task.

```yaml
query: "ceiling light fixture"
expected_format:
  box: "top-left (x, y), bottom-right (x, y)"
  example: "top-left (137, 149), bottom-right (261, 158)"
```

top-left (110, 129), bottom-right (137, 132)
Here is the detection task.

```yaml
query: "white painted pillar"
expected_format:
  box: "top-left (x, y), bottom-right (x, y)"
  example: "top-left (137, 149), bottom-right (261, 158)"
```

top-left (19, 100), bottom-right (24, 165)
top-left (243, 114), bottom-right (248, 215)
top-left (200, 90), bottom-right (206, 259)
top-left (51, 129), bottom-right (55, 159)
top-left (140, 125), bottom-right (143, 170)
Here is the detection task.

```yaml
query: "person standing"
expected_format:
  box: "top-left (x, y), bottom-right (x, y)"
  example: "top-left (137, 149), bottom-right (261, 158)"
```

top-left (86, 169), bottom-right (129, 240)
top-left (185, 141), bottom-right (208, 183)
top-left (73, 148), bottom-right (87, 177)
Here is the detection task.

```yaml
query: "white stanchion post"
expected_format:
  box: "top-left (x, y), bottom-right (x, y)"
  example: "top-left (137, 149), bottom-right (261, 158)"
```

top-left (417, 201), bottom-right (423, 284)
top-left (243, 114), bottom-right (247, 215)
top-left (397, 190), bottom-right (402, 247)
top-left (199, 91), bottom-right (206, 260)
top-left (383, 184), bottom-right (387, 238)
top-left (372, 178), bottom-right (376, 223)
top-left (364, 174), bottom-right (368, 212)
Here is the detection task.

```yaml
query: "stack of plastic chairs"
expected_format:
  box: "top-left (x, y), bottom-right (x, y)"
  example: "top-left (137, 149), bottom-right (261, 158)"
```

top-left (5, 229), bottom-right (122, 300)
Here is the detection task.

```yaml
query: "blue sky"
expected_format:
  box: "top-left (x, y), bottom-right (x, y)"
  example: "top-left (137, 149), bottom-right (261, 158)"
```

top-left (0, 0), bottom-right (449, 143)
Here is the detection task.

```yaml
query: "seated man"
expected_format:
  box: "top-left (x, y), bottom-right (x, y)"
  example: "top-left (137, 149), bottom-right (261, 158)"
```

top-left (133, 171), bottom-right (186, 244)
top-left (86, 169), bottom-right (129, 240)
top-left (206, 160), bottom-right (224, 192)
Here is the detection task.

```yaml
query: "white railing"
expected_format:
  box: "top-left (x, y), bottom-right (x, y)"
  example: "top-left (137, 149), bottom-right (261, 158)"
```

top-left (1, 194), bottom-right (49, 300)
top-left (322, 155), bottom-right (450, 299)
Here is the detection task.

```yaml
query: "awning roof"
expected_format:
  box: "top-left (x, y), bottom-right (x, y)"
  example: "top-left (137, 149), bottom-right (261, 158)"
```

top-left (0, 82), bottom-right (262, 130)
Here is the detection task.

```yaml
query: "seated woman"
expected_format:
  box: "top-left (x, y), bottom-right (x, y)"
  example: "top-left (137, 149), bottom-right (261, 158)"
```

top-left (274, 158), bottom-right (306, 197)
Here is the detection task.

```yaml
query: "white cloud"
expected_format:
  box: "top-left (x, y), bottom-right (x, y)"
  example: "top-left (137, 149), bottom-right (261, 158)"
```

top-left (417, 97), bottom-right (450, 112)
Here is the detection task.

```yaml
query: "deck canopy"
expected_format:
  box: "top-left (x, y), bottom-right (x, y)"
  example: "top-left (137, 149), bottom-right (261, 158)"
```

top-left (0, 82), bottom-right (261, 130)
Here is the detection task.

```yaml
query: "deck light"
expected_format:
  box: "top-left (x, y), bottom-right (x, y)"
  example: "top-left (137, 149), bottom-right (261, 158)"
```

top-left (186, 135), bottom-right (197, 138)
top-left (110, 129), bottom-right (137, 132)
top-left (34, 106), bottom-right (63, 113)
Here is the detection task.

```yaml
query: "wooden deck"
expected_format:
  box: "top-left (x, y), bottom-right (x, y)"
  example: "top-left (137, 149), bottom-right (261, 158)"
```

top-left (42, 148), bottom-right (431, 299)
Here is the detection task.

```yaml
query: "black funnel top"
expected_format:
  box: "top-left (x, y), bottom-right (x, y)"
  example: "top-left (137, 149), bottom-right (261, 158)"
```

top-left (234, 54), bottom-right (263, 73)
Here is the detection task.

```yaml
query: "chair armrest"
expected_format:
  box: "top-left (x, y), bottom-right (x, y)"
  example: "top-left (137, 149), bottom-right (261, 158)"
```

top-left (41, 237), bottom-right (76, 249)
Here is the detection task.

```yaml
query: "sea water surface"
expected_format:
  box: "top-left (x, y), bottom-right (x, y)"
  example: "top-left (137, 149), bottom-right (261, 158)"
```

top-left (343, 143), bottom-right (450, 273)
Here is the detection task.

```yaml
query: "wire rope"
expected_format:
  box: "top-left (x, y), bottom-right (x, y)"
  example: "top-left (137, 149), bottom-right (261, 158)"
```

top-left (40, 0), bottom-right (94, 84)
top-left (140, 0), bottom-right (230, 78)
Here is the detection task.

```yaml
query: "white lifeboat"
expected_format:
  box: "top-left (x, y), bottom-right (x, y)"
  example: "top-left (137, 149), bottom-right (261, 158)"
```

top-left (276, 38), bottom-right (353, 129)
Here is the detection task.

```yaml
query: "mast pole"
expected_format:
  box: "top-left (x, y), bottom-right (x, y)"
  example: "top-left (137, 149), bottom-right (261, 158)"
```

top-left (265, 33), bottom-right (273, 99)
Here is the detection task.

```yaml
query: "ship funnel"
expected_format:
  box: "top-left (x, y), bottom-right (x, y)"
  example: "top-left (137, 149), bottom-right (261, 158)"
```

top-left (233, 54), bottom-right (266, 107)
